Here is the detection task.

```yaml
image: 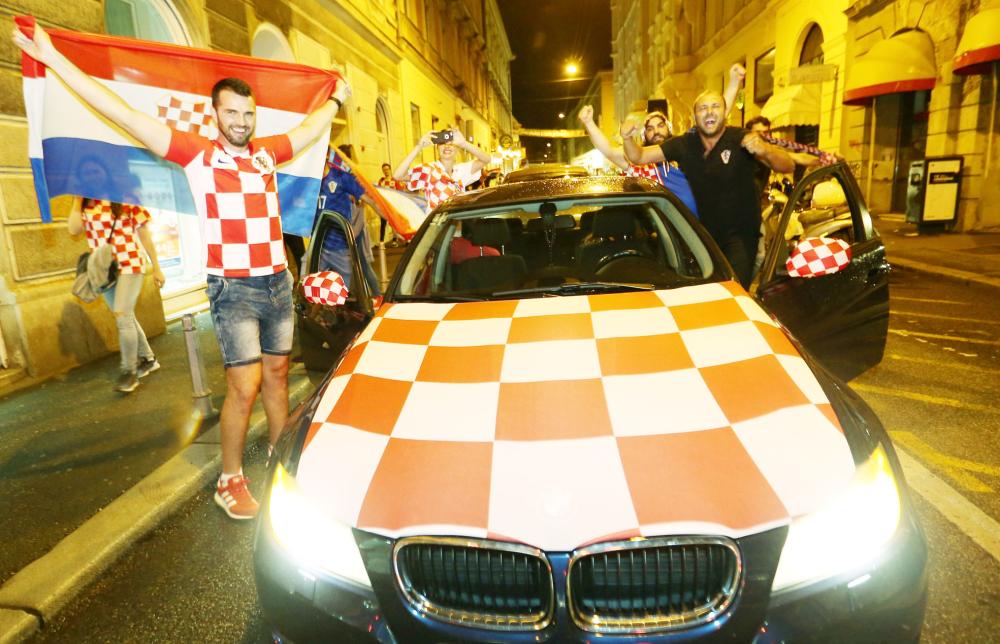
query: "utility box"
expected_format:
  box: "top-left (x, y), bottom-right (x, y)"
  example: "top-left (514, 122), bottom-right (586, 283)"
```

top-left (919, 156), bottom-right (963, 227)
top-left (905, 160), bottom-right (924, 223)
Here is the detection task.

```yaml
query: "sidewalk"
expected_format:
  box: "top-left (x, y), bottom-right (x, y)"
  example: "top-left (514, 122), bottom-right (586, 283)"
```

top-left (0, 311), bottom-right (318, 643)
top-left (0, 243), bottom-right (408, 643)
top-left (874, 213), bottom-right (1000, 288)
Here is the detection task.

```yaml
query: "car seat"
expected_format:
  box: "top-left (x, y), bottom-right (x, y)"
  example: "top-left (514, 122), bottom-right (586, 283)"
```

top-left (523, 214), bottom-right (578, 267)
top-left (576, 206), bottom-right (652, 275)
top-left (454, 219), bottom-right (528, 291)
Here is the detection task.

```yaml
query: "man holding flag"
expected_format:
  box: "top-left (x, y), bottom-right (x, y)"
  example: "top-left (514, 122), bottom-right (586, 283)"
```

top-left (13, 22), bottom-right (350, 521)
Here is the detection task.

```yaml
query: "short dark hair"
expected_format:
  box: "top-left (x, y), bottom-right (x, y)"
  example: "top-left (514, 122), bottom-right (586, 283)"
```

top-left (746, 115), bottom-right (771, 130)
top-left (211, 78), bottom-right (253, 107)
top-left (381, 162), bottom-right (391, 170)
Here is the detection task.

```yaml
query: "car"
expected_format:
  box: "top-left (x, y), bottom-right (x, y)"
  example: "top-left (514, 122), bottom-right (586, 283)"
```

top-left (254, 165), bottom-right (925, 643)
top-left (502, 163), bottom-right (590, 184)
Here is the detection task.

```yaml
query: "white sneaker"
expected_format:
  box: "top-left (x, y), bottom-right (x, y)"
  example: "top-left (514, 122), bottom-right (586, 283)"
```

top-left (137, 357), bottom-right (160, 378)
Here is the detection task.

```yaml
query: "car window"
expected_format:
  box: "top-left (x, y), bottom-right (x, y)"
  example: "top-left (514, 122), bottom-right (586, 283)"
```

top-left (394, 198), bottom-right (715, 299)
top-left (772, 173), bottom-right (864, 277)
top-left (310, 211), bottom-right (365, 302)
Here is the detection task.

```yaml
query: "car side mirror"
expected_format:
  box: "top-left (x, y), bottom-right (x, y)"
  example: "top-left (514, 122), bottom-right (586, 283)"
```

top-left (785, 237), bottom-right (852, 278)
top-left (301, 271), bottom-right (349, 307)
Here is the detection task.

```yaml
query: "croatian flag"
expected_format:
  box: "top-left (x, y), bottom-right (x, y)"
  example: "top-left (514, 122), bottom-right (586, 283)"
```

top-left (331, 151), bottom-right (428, 239)
top-left (16, 16), bottom-right (337, 236)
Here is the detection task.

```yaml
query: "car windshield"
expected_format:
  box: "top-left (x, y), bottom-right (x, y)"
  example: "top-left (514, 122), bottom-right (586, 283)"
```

top-left (392, 197), bottom-right (717, 301)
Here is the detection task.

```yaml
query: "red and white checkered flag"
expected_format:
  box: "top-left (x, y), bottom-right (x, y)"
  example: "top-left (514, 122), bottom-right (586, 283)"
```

top-left (786, 237), bottom-right (852, 278)
top-left (156, 95), bottom-right (217, 138)
top-left (301, 271), bottom-right (349, 306)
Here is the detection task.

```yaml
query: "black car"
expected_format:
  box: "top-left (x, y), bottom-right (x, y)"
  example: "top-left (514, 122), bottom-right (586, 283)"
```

top-left (255, 166), bottom-right (925, 643)
top-left (502, 163), bottom-right (591, 184)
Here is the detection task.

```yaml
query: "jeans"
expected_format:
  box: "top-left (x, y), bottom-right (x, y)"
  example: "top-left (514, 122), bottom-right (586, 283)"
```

top-left (102, 272), bottom-right (154, 373)
top-left (205, 270), bottom-right (294, 368)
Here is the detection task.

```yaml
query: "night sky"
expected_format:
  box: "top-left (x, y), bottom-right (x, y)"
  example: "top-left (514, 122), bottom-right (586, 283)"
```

top-left (497, 0), bottom-right (612, 160)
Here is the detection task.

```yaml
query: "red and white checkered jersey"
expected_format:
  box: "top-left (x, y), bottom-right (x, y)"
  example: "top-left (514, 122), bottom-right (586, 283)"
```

top-left (406, 161), bottom-right (481, 212)
top-left (164, 129), bottom-right (293, 278)
top-left (625, 163), bottom-right (661, 182)
top-left (295, 281), bottom-right (856, 551)
top-left (377, 176), bottom-right (405, 190)
top-left (82, 200), bottom-right (151, 275)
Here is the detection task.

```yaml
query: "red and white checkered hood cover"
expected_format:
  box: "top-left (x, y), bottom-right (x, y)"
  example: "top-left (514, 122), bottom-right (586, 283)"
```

top-left (296, 281), bottom-right (855, 551)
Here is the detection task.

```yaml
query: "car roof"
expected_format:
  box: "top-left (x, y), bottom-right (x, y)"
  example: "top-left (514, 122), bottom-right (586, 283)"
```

top-left (443, 175), bottom-right (671, 210)
top-left (502, 163), bottom-right (591, 184)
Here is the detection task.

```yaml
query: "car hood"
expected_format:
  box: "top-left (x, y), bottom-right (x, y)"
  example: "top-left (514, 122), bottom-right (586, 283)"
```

top-left (294, 281), bottom-right (856, 552)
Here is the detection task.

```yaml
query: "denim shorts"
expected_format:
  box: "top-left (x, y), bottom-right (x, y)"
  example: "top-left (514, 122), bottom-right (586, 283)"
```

top-left (206, 270), bottom-right (294, 368)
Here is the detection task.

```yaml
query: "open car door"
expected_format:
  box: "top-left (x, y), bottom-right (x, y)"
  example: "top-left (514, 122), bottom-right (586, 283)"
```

top-left (296, 210), bottom-right (375, 372)
top-left (752, 163), bottom-right (890, 381)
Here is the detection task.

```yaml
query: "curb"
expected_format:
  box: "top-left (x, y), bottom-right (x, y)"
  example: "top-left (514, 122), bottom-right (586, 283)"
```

top-left (0, 367), bottom-right (315, 644)
top-left (890, 256), bottom-right (1000, 290)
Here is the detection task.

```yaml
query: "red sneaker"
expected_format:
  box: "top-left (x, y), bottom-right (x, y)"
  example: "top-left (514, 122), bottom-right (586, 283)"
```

top-left (214, 474), bottom-right (259, 520)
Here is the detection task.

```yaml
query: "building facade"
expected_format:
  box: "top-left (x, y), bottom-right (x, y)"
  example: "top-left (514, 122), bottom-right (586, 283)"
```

top-left (0, 0), bottom-right (514, 388)
top-left (567, 71), bottom-right (619, 170)
top-left (610, 0), bottom-right (998, 230)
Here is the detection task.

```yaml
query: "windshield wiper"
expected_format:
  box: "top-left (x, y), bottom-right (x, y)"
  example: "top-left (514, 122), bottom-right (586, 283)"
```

top-left (392, 294), bottom-right (488, 302)
top-left (493, 282), bottom-right (655, 297)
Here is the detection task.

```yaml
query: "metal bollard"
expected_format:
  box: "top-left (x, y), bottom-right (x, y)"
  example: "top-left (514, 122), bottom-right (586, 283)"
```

top-left (182, 313), bottom-right (217, 417)
top-left (377, 241), bottom-right (389, 291)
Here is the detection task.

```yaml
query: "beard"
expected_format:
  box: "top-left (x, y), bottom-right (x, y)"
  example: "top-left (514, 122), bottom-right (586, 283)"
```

top-left (221, 125), bottom-right (253, 147)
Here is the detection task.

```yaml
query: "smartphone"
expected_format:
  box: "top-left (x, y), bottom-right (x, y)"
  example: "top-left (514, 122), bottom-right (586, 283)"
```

top-left (430, 130), bottom-right (454, 145)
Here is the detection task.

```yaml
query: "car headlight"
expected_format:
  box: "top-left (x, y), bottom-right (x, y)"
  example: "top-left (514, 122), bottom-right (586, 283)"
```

top-left (771, 444), bottom-right (901, 593)
top-left (267, 462), bottom-right (372, 589)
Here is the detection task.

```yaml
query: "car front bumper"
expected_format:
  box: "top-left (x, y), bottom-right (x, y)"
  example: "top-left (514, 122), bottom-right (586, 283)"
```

top-left (254, 506), bottom-right (927, 644)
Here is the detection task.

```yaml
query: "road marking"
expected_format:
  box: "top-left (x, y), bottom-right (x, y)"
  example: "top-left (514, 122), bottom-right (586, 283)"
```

top-left (895, 448), bottom-right (1000, 564)
top-left (854, 382), bottom-right (1000, 415)
top-left (890, 431), bottom-right (1000, 493)
top-left (889, 329), bottom-right (1000, 346)
top-left (890, 310), bottom-right (1000, 325)
top-left (886, 354), bottom-right (1000, 374)
top-left (892, 295), bottom-right (965, 305)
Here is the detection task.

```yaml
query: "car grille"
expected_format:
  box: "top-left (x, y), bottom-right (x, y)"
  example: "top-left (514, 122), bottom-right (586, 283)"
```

top-left (394, 537), bottom-right (553, 631)
top-left (567, 537), bottom-right (741, 633)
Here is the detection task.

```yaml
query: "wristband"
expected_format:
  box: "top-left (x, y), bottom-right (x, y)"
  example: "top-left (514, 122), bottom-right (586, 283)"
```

top-left (329, 95), bottom-right (343, 110)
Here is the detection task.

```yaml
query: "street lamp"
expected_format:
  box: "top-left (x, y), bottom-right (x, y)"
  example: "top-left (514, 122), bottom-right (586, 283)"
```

top-left (546, 142), bottom-right (552, 148)
top-left (564, 61), bottom-right (579, 76)
top-left (558, 112), bottom-right (565, 119)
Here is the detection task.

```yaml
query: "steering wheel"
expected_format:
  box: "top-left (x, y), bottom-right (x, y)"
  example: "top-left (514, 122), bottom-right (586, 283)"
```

top-left (594, 249), bottom-right (646, 273)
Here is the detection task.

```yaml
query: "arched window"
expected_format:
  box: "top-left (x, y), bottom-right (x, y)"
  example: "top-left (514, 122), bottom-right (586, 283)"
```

top-left (800, 24), bottom-right (824, 65)
top-left (376, 99), bottom-right (389, 135)
top-left (252, 24), bottom-right (295, 63)
top-left (104, 0), bottom-right (201, 302)
top-left (105, 0), bottom-right (191, 45)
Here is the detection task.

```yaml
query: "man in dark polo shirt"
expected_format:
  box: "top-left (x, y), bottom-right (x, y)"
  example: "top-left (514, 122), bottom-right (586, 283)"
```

top-left (622, 90), bottom-right (793, 287)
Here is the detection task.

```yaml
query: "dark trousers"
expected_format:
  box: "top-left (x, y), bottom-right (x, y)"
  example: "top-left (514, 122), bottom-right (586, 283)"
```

top-left (283, 233), bottom-right (306, 279)
top-left (718, 232), bottom-right (758, 289)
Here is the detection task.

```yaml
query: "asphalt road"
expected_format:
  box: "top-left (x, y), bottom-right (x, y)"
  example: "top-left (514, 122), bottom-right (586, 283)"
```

top-left (34, 266), bottom-right (1000, 643)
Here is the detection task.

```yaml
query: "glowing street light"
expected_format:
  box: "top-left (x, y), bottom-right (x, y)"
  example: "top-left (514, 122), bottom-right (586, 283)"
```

top-left (564, 61), bottom-right (579, 76)
top-left (558, 112), bottom-right (565, 119)
top-left (546, 142), bottom-right (552, 147)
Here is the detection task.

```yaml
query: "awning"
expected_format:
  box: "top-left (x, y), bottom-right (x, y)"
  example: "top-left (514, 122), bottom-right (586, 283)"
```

top-left (843, 29), bottom-right (936, 105)
top-left (761, 84), bottom-right (821, 128)
top-left (954, 8), bottom-right (1000, 75)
